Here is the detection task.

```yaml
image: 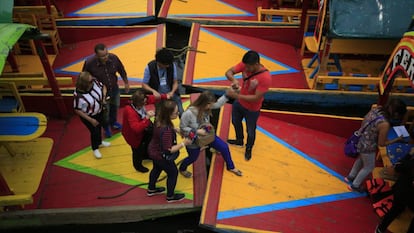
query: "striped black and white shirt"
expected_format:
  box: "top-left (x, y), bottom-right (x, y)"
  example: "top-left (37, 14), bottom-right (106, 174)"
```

top-left (73, 79), bottom-right (104, 116)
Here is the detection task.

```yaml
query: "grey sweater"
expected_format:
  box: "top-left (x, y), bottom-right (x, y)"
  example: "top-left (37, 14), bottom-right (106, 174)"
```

top-left (179, 95), bottom-right (228, 148)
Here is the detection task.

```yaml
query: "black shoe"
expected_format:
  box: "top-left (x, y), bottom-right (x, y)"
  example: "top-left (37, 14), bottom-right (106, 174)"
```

top-left (166, 193), bottom-right (185, 203)
top-left (227, 139), bottom-right (243, 147)
top-left (245, 147), bottom-right (252, 161)
top-left (375, 225), bottom-right (384, 233)
top-left (147, 187), bottom-right (166, 196)
top-left (344, 176), bottom-right (354, 183)
top-left (136, 165), bottom-right (149, 173)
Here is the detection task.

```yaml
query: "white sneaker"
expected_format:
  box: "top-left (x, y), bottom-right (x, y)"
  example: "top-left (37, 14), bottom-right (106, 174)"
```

top-left (100, 141), bottom-right (111, 147)
top-left (93, 149), bottom-right (102, 159)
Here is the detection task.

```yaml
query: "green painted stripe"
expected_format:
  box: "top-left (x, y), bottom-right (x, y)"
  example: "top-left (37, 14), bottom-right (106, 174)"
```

top-left (54, 132), bottom-right (194, 200)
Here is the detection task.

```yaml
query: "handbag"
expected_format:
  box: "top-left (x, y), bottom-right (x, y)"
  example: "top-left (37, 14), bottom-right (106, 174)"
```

top-left (344, 115), bottom-right (384, 157)
top-left (195, 122), bottom-right (215, 147)
top-left (188, 108), bottom-right (216, 147)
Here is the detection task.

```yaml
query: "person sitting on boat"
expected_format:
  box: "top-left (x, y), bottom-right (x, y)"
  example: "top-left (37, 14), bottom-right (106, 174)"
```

top-left (73, 71), bottom-right (111, 159)
top-left (147, 100), bottom-right (192, 202)
top-left (345, 98), bottom-right (407, 192)
top-left (179, 91), bottom-right (242, 178)
top-left (122, 89), bottom-right (169, 173)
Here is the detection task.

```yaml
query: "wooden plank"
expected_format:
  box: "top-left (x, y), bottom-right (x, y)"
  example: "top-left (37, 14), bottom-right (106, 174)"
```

top-left (258, 7), bottom-right (318, 22)
top-left (378, 146), bottom-right (393, 167)
top-left (304, 38), bottom-right (398, 55)
top-left (330, 39), bottom-right (399, 55)
top-left (0, 72), bottom-right (44, 78)
top-left (0, 77), bottom-right (73, 86)
top-left (0, 113), bottom-right (47, 142)
top-left (0, 194), bottom-right (33, 207)
top-left (304, 36), bottom-right (318, 53)
top-left (0, 82), bottom-right (25, 112)
top-left (317, 76), bottom-right (412, 86)
top-left (260, 8), bottom-right (318, 16)
top-left (13, 6), bottom-right (60, 18)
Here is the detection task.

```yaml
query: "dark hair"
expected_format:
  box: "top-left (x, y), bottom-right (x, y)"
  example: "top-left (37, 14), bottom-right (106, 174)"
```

top-left (242, 50), bottom-right (260, 65)
top-left (191, 91), bottom-right (216, 121)
top-left (383, 98), bottom-right (407, 122)
top-left (155, 48), bottom-right (174, 65)
top-left (94, 43), bottom-right (106, 54)
top-left (156, 99), bottom-right (177, 128)
top-left (131, 89), bottom-right (147, 108)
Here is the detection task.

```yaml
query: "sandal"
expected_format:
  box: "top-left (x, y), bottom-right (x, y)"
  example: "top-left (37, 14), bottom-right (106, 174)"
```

top-left (229, 168), bottom-right (242, 176)
top-left (179, 170), bottom-right (193, 178)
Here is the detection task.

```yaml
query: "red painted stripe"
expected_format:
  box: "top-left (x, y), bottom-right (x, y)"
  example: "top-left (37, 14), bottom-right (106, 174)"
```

top-left (184, 23), bottom-right (200, 85)
top-left (189, 94), bottom-right (208, 207)
top-left (158, 0), bottom-right (172, 18)
top-left (217, 197), bottom-right (377, 233)
top-left (202, 150), bottom-right (225, 227)
top-left (218, 105), bottom-right (232, 139)
top-left (201, 104), bottom-right (232, 226)
top-left (156, 24), bottom-right (165, 48)
top-left (147, 0), bottom-right (154, 16)
top-left (260, 111), bottom-right (361, 138)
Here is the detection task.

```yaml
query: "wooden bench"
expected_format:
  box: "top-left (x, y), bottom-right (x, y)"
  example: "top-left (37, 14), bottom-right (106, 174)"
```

top-left (0, 170), bottom-right (33, 209)
top-left (0, 78), bottom-right (72, 113)
top-left (302, 36), bottom-right (399, 83)
top-left (13, 5), bottom-right (60, 18)
top-left (0, 72), bottom-right (44, 78)
top-left (0, 112), bottom-right (47, 209)
top-left (0, 77), bottom-right (73, 87)
top-left (257, 7), bottom-right (318, 23)
top-left (0, 194), bottom-right (33, 208)
top-left (0, 82), bottom-right (25, 113)
top-left (0, 112), bottom-right (47, 156)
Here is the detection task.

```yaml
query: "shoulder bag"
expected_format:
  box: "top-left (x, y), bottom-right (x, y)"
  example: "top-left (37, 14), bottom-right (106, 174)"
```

top-left (344, 116), bottom-right (384, 157)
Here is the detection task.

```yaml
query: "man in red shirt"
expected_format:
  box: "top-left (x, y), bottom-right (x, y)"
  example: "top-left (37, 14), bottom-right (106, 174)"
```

top-left (225, 50), bottom-right (271, 161)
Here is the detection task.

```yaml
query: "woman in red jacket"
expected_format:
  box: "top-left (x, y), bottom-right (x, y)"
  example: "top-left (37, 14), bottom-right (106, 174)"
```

top-left (122, 89), bottom-right (168, 172)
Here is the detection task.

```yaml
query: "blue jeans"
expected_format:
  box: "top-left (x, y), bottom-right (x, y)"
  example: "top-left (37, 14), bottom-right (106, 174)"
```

top-left (149, 158), bottom-right (178, 197)
top-left (231, 100), bottom-right (260, 149)
top-left (179, 136), bottom-right (235, 171)
top-left (171, 93), bottom-right (184, 117)
top-left (106, 86), bottom-right (120, 126)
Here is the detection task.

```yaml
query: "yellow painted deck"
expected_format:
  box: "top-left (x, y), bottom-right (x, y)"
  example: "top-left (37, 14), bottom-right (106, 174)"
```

top-left (1, 1), bottom-right (413, 232)
top-left (54, 105), bottom-right (194, 200)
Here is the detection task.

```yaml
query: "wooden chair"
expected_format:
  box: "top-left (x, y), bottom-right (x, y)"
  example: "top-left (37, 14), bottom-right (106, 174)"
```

top-left (12, 13), bottom-right (38, 55)
top-left (0, 82), bottom-right (25, 113)
top-left (36, 14), bottom-right (61, 54)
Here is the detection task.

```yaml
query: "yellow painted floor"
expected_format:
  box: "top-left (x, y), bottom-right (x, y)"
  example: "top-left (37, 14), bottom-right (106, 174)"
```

top-left (55, 26), bottom-right (161, 85)
top-left (67, 0), bottom-right (150, 17)
top-left (220, 126), bottom-right (349, 211)
top-left (2, 55), bottom-right (56, 75)
top-left (54, 101), bottom-right (194, 200)
top-left (166, 0), bottom-right (251, 18)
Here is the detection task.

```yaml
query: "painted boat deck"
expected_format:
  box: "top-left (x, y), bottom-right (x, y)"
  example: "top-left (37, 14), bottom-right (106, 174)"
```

top-left (1, 1), bottom-right (412, 233)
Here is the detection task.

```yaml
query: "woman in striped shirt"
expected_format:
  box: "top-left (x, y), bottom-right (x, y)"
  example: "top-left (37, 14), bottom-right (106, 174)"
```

top-left (74, 71), bottom-right (111, 159)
